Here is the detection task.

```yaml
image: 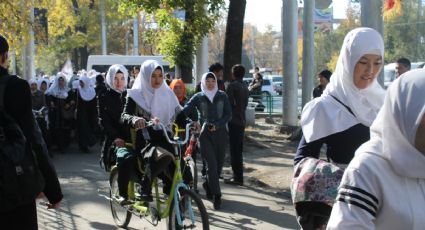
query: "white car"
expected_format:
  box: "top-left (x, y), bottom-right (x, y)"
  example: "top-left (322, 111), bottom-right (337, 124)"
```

top-left (384, 62), bottom-right (424, 88)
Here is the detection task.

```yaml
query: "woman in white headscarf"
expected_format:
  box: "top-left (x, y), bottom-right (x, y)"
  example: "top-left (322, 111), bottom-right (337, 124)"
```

top-left (292, 27), bottom-right (385, 229)
top-left (119, 60), bottom-right (182, 202)
top-left (74, 73), bottom-right (97, 152)
top-left (327, 69), bottom-right (425, 230)
top-left (46, 72), bottom-right (73, 152)
top-left (28, 78), bottom-right (46, 110)
top-left (38, 78), bottom-right (49, 94)
top-left (181, 72), bottom-right (232, 210)
top-left (97, 64), bottom-right (130, 171)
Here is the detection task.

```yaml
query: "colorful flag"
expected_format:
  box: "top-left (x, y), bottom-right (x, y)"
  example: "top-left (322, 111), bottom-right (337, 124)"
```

top-left (383, 0), bottom-right (402, 21)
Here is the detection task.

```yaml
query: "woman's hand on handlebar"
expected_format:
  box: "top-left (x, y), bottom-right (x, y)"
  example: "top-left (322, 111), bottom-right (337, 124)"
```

top-left (134, 117), bottom-right (146, 130)
top-left (152, 117), bottom-right (160, 125)
top-left (193, 121), bottom-right (201, 132)
top-left (114, 138), bottom-right (125, 147)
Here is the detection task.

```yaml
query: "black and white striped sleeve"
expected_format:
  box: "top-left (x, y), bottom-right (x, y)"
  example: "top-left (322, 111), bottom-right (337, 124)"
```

top-left (327, 167), bottom-right (381, 230)
top-left (337, 185), bottom-right (379, 217)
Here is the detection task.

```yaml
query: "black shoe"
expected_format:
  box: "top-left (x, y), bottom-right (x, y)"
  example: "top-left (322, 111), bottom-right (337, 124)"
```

top-left (213, 195), bottom-right (222, 210)
top-left (141, 193), bottom-right (153, 202)
top-left (224, 178), bottom-right (243, 186)
top-left (116, 196), bottom-right (132, 206)
top-left (202, 182), bottom-right (213, 200)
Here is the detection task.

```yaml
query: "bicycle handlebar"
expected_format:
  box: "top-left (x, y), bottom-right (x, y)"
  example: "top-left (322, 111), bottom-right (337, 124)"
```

top-left (145, 121), bottom-right (192, 146)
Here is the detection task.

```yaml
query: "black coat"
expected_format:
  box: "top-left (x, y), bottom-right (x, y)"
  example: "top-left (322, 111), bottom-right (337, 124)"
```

top-left (0, 67), bottom-right (63, 226)
top-left (98, 88), bottom-right (130, 141)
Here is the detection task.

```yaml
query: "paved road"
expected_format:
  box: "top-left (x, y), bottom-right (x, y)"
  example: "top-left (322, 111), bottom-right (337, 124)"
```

top-left (37, 145), bottom-right (298, 230)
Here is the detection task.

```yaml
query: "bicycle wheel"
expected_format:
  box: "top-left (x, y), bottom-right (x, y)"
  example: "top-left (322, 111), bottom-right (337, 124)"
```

top-left (109, 167), bottom-right (132, 228)
top-left (168, 188), bottom-right (209, 230)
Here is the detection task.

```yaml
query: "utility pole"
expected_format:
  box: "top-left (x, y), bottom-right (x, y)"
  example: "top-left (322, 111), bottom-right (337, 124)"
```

top-left (416, 0), bottom-right (422, 60)
top-left (360, 0), bottom-right (384, 86)
top-left (301, 0), bottom-right (314, 107)
top-left (195, 36), bottom-right (208, 84)
top-left (133, 15), bottom-right (139, 55)
top-left (281, 0), bottom-right (298, 127)
top-left (10, 51), bottom-right (16, 75)
top-left (22, 4), bottom-right (35, 80)
top-left (100, 0), bottom-right (107, 55)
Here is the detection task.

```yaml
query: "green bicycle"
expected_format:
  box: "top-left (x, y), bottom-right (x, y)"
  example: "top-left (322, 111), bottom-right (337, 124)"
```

top-left (108, 122), bottom-right (209, 229)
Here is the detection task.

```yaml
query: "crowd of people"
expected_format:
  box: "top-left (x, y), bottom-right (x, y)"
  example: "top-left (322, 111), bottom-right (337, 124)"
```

top-left (2, 25), bottom-right (425, 229)
top-left (25, 57), bottom-right (251, 212)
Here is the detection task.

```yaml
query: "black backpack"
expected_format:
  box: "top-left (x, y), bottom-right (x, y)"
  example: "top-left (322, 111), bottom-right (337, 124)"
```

top-left (0, 75), bottom-right (45, 212)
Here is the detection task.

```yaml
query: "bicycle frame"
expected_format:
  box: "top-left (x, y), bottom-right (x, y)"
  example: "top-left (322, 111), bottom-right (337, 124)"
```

top-left (124, 122), bottom-right (196, 226)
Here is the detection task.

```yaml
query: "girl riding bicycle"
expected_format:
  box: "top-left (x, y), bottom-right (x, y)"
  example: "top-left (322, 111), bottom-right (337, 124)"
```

top-left (119, 60), bottom-right (183, 203)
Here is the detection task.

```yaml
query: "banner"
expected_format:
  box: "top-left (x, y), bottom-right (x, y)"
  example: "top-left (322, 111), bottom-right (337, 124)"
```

top-left (61, 59), bottom-right (73, 80)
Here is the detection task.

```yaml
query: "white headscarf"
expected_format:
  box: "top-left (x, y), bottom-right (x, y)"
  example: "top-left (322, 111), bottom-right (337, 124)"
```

top-left (37, 78), bottom-right (50, 91)
top-left (46, 72), bottom-right (70, 99)
top-left (200, 72), bottom-right (218, 103)
top-left (78, 73), bottom-right (96, 101)
top-left (357, 69), bottom-right (425, 178)
top-left (106, 64), bottom-right (128, 93)
top-left (28, 78), bottom-right (37, 87)
top-left (127, 60), bottom-right (180, 127)
top-left (301, 27), bottom-right (385, 142)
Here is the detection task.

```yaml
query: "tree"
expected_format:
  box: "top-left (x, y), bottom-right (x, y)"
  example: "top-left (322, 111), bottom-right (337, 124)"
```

top-left (223, 0), bottom-right (246, 81)
top-left (384, 0), bottom-right (425, 63)
top-left (314, 7), bottom-right (360, 74)
top-left (118, 0), bottom-right (225, 83)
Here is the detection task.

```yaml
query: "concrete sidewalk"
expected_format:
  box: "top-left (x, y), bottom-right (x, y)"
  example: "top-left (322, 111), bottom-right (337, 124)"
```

top-left (37, 140), bottom-right (299, 229)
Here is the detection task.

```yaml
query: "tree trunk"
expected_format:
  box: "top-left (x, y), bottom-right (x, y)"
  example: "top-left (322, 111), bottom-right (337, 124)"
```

top-left (79, 46), bottom-right (89, 70)
top-left (177, 0), bottom-right (195, 83)
top-left (73, 48), bottom-right (79, 70)
top-left (71, 0), bottom-right (93, 71)
top-left (223, 0), bottom-right (246, 81)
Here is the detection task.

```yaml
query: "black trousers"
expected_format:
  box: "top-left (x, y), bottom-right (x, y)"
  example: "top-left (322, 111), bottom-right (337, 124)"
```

top-left (228, 123), bottom-right (245, 182)
top-left (0, 201), bottom-right (38, 230)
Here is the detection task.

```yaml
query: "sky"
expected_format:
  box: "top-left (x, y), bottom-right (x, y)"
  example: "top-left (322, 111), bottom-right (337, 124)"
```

top-left (243, 0), bottom-right (350, 33)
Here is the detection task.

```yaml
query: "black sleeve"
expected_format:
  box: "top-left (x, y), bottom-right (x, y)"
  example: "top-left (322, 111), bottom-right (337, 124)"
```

top-left (98, 93), bottom-right (119, 138)
top-left (5, 77), bottom-right (63, 204)
top-left (121, 96), bottom-right (140, 127)
top-left (5, 78), bottom-right (35, 141)
top-left (32, 122), bottom-right (63, 204)
top-left (294, 134), bottom-right (325, 165)
top-left (225, 84), bottom-right (235, 107)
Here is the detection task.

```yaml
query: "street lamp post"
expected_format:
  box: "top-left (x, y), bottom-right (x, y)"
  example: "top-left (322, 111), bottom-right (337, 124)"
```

top-left (281, 0), bottom-right (299, 128)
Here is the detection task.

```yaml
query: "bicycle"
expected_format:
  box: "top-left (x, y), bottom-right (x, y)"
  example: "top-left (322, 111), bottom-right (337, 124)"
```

top-left (107, 122), bottom-right (209, 229)
top-left (173, 123), bottom-right (199, 193)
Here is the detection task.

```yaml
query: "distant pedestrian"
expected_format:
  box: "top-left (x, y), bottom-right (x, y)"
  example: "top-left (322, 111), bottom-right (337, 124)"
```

top-left (224, 64), bottom-right (249, 186)
top-left (46, 72), bottom-right (73, 152)
top-left (37, 78), bottom-right (49, 93)
top-left (0, 34), bottom-right (63, 230)
top-left (195, 63), bottom-right (226, 92)
top-left (95, 74), bottom-right (107, 96)
top-left (312, 70), bottom-right (332, 98)
top-left (395, 57), bottom-right (411, 77)
top-left (182, 72), bottom-right (232, 210)
top-left (74, 73), bottom-right (98, 152)
top-left (165, 73), bottom-right (172, 86)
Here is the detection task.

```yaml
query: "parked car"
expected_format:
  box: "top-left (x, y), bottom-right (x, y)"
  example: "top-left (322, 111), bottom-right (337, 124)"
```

top-left (274, 82), bottom-right (283, 95)
top-left (384, 61), bottom-right (425, 88)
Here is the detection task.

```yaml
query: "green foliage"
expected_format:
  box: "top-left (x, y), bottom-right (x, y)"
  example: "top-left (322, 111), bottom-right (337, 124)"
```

top-left (314, 7), bottom-right (360, 73)
top-left (384, 0), bottom-right (425, 63)
top-left (118, 0), bottom-right (225, 67)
